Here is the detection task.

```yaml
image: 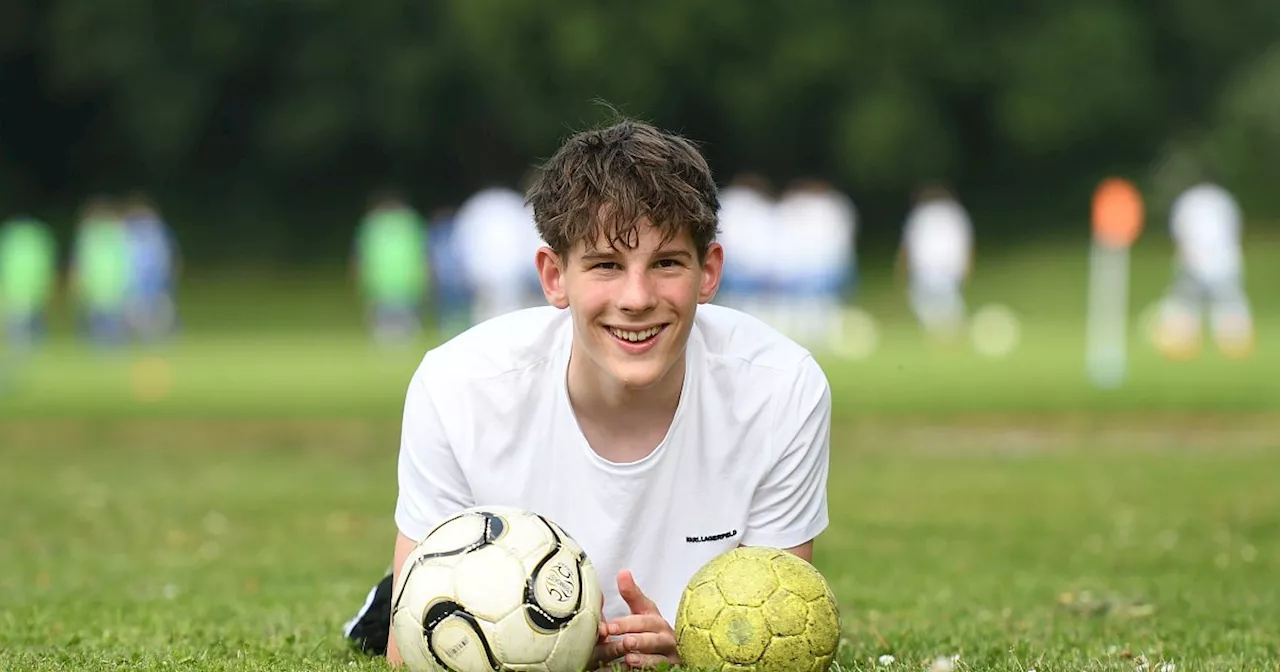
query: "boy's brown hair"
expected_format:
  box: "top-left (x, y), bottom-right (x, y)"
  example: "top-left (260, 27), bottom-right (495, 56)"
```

top-left (526, 119), bottom-right (720, 261)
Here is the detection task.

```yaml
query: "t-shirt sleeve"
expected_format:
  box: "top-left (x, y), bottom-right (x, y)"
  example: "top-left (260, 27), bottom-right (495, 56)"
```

top-left (394, 360), bottom-right (475, 542)
top-left (741, 355), bottom-right (832, 550)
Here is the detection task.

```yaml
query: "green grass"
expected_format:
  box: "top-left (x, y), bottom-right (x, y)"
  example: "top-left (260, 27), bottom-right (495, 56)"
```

top-left (2, 418), bottom-right (1278, 670)
top-left (2, 238), bottom-right (1279, 669)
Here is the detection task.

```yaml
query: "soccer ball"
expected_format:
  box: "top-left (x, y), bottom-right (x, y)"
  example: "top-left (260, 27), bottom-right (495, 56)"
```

top-left (391, 506), bottom-right (604, 672)
top-left (674, 546), bottom-right (840, 672)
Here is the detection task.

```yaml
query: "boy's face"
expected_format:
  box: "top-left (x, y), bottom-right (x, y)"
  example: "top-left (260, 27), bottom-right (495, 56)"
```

top-left (537, 220), bottom-right (723, 392)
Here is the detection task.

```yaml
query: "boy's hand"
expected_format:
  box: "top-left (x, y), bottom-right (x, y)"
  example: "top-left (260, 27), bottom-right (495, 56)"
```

top-left (593, 570), bottom-right (679, 669)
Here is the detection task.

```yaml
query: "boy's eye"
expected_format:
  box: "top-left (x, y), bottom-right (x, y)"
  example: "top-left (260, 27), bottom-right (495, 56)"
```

top-left (593, 262), bottom-right (620, 270)
top-left (656, 259), bottom-right (682, 268)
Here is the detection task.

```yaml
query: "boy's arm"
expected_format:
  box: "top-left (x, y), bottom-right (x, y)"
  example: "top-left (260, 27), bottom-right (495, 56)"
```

top-left (386, 359), bottom-right (475, 664)
top-left (782, 541), bottom-right (814, 563)
top-left (741, 356), bottom-right (832, 560)
top-left (386, 532), bottom-right (420, 666)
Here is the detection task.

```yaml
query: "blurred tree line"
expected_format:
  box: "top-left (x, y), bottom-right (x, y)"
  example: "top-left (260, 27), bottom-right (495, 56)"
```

top-left (1, 0), bottom-right (1278, 264)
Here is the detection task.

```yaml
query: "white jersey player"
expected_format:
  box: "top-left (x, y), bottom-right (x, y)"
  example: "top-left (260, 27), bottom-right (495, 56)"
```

top-left (1155, 182), bottom-right (1254, 359)
top-left (453, 186), bottom-right (544, 323)
top-left (714, 173), bottom-right (777, 320)
top-left (770, 180), bottom-right (856, 346)
top-left (344, 120), bottom-right (831, 671)
top-left (899, 186), bottom-right (973, 342)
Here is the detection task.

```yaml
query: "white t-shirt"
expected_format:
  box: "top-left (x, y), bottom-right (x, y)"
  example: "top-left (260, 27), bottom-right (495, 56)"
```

top-left (903, 199), bottom-right (972, 281)
top-left (1170, 183), bottom-right (1243, 281)
top-left (395, 304), bottom-right (832, 623)
top-left (716, 185), bottom-right (778, 286)
top-left (771, 190), bottom-right (856, 285)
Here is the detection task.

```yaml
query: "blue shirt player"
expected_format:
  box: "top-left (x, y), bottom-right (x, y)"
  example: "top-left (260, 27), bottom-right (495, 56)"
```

top-left (426, 207), bottom-right (475, 337)
top-left (122, 193), bottom-right (180, 342)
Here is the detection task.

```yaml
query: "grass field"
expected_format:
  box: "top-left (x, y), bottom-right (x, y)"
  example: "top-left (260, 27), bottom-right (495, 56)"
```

top-left (2, 239), bottom-right (1279, 670)
top-left (3, 417), bottom-right (1278, 671)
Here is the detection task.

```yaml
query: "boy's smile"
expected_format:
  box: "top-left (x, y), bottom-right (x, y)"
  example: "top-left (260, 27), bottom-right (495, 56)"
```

top-left (605, 323), bottom-right (667, 352)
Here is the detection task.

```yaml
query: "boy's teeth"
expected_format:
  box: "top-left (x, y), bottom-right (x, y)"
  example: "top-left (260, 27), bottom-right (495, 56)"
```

top-left (610, 326), bottom-right (661, 342)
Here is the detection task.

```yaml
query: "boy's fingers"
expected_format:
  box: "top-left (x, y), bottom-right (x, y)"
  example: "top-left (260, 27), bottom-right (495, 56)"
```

top-left (616, 570), bottom-right (657, 615)
top-left (619, 633), bottom-right (676, 655)
top-left (605, 614), bottom-right (667, 637)
top-left (595, 638), bottom-right (628, 663)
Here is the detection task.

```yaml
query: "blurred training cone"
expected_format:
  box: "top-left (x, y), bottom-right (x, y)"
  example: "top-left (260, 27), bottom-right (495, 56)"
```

top-left (969, 304), bottom-right (1021, 359)
top-left (1085, 177), bottom-right (1144, 388)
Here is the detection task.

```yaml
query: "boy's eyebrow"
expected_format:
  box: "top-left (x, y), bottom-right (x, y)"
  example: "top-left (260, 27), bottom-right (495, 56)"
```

top-left (579, 247), bottom-right (693, 262)
top-left (654, 248), bottom-right (694, 259)
top-left (580, 250), bottom-right (619, 263)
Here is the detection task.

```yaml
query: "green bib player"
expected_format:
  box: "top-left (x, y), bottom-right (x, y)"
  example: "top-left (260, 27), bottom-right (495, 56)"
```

top-left (354, 193), bottom-right (430, 344)
top-left (0, 216), bottom-right (58, 348)
top-left (72, 199), bottom-right (131, 346)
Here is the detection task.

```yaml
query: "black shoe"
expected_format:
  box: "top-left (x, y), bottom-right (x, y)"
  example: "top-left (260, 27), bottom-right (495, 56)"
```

top-left (344, 574), bottom-right (393, 656)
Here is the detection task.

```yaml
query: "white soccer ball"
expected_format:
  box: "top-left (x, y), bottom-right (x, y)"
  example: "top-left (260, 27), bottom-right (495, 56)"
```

top-left (391, 506), bottom-right (604, 672)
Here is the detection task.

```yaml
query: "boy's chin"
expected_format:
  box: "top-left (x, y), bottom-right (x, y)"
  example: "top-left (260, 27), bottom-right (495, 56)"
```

top-left (609, 362), bottom-right (669, 391)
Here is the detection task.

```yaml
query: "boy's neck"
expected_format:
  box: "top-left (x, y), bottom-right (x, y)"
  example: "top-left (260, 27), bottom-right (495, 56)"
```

top-left (565, 349), bottom-right (686, 462)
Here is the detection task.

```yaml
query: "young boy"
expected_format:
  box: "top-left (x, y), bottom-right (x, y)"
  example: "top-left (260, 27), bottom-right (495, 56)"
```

top-left (452, 184), bottom-right (544, 323)
top-left (898, 184), bottom-right (973, 344)
top-left (1153, 181), bottom-right (1254, 359)
top-left (714, 172), bottom-right (778, 319)
top-left (345, 119), bottom-right (833, 669)
top-left (771, 179), bottom-right (857, 347)
top-left (71, 197), bottom-right (131, 347)
top-left (0, 215), bottom-right (58, 349)
top-left (121, 193), bottom-right (181, 343)
top-left (424, 206), bottom-right (475, 338)
top-left (353, 192), bottom-right (430, 344)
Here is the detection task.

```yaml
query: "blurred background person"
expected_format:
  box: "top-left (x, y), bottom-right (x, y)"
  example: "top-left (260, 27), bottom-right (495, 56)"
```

top-left (898, 183), bottom-right (974, 345)
top-left (1153, 181), bottom-right (1254, 360)
top-left (453, 184), bottom-right (542, 323)
top-left (353, 191), bottom-right (430, 345)
top-left (0, 214), bottom-right (58, 350)
top-left (770, 179), bottom-right (857, 348)
top-left (122, 192), bottom-right (181, 344)
top-left (425, 206), bottom-right (475, 338)
top-left (714, 173), bottom-right (778, 322)
top-left (70, 196), bottom-right (131, 348)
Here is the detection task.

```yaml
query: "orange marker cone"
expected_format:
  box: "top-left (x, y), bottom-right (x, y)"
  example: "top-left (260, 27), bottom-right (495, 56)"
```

top-left (1086, 178), bottom-right (1145, 388)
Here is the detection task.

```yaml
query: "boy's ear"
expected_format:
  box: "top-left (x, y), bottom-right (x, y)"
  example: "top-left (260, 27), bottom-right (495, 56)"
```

top-left (536, 247), bottom-right (570, 309)
top-left (698, 242), bottom-right (724, 304)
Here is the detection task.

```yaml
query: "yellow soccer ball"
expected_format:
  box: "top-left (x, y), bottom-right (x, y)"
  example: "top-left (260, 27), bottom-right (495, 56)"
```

top-left (674, 547), bottom-right (841, 672)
